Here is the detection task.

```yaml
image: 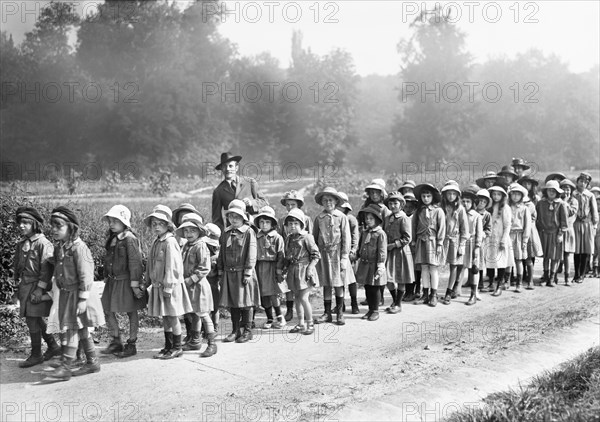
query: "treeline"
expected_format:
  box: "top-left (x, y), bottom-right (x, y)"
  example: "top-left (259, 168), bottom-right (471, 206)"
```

top-left (1, 2), bottom-right (598, 180)
top-left (0, 1), bottom-right (357, 177)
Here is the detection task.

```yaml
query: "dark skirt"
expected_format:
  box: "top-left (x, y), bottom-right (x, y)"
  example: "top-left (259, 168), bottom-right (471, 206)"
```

top-left (101, 278), bottom-right (146, 313)
top-left (58, 287), bottom-right (105, 331)
top-left (18, 280), bottom-right (51, 317)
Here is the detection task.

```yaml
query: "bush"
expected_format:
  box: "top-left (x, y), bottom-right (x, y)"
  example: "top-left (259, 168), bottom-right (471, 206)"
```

top-left (0, 306), bottom-right (29, 346)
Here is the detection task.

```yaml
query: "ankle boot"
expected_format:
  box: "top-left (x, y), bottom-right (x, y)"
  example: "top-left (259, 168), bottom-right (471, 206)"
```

top-left (51, 356), bottom-right (73, 381)
top-left (41, 332), bottom-right (61, 361)
top-left (161, 334), bottom-right (183, 359)
top-left (391, 290), bottom-right (404, 313)
top-left (515, 275), bottom-right (522, 293)
top-left (491, 280), bottom-right (502, 296)
top-left (350, 297), bottom-right (360, 314)
top-left (335, 297), bottom-right (345, 325)
top-left (154, 332), bottom-right (173, 359)
top-left (541, 270), bottom-right (549, 283)
top-left (466, 286), bottom-right (477, 305)
top-left (417, 288), bottom-right (430, 305)
top-left (20, 331), bottom-right (43, 368)
top-left (546, 272), bottom-right (555, 287)
top-left (72, 337), bottom-right (100, 376)
top-left (314, 301), bottom-right (333, 324)
top-left (592, 266), bottom-right (599, 278)
top-left (284, 301), bottom-right (294, 322)
top-left (428, 289), bottom-right (438, 307)
top-left (118, 339), bottom-right (137, 358)
top-left (441, 288), bottom-right (453, 305)
top-left (182, 317), bottom-right (192, 344)
top-left (101, 336), bottom-right (123, 355)
top-left (200, 333), bottom-right (217, 357)
top-left (182, 330), bottom-right (202, 351)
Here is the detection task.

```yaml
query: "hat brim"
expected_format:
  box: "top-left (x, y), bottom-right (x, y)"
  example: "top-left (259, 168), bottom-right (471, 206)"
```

top-left (215, 156), bottom-right (242, 171)
top-left (315, 191), bottom-right (343, 206)
top-left (441, 186), bottom-right (462, 196)
top-left (498, 170), bottom-right (518, 178)
top-left (284, 215), bottom-right (305, 229)
top-left (280, 198), bottom-right (304, 207)
top-left (413, 184), bottom-right (441, 204)
top-left (225, 208), bottom-right (248, 221)
top-left (176, 221), bottom-right (207, 237)
top-left (144, 213), bottom-right (175, 228)
top-left (357, 209), bottom-right (383, 225)
top-left (365, 185), bottom-right (388, 198)
top-left (544, 173), bottom-right (566, 183)
top-left (102, 212), bottom-right (131, 228)
top-left (476, 176), bottom-right (497, 188)
top-left (339, 202), bottom-right (353, 211)
top-left (255, 214), bottom-right (278, 227)
top-left (542, 186), bottom-right (564, 195)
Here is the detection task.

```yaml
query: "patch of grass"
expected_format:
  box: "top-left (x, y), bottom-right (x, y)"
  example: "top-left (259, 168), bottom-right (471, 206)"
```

top-left (448, 346), bottom-right (600, 422)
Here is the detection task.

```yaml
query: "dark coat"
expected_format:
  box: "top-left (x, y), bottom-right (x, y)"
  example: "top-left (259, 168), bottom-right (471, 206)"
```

top-left (211, 177), bottom-right (268, 230)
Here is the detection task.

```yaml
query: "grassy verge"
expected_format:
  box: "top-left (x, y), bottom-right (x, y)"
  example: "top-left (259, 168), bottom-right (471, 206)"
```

top-left (448, 346), bottom-right (600, 422)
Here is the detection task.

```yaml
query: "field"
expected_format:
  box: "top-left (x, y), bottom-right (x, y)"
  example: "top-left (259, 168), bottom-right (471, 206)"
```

top-left (1, 171), bottom-right (599, 422)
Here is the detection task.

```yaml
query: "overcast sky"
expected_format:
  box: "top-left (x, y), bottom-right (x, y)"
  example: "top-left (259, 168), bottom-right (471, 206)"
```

top-left (2, 1), bottom-right (598, 75)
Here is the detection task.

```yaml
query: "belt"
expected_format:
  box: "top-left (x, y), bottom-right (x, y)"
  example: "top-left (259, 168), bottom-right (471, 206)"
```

top-left (20, 275), bottom-right (39, 284)
top-left (360, 258), bottom-right (377, 263)
top-left (510, 229), bottom-right (523, 233)
top-left (288, 258), bottom-right (309, 265)
top-left (225, 266), bottom-right (245, 272)
top-left (57, 283), bottom-right (78, 292)
top-left (107, 274), bottom-right (129, 281)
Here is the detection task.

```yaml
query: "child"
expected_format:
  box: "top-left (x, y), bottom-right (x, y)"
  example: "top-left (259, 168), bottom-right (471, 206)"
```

top-left (460, 187), bottom-right (483, 305)
top-left (403, 192), bottom-right (421, 302)
top-left (36, 206), bottom-right (105, 380)
top-left (507, 183), bottom-right (531, 293)
top-left (486, 187), bottom-right (512, 296)
top-left (591, 187), bottom-right (600, 277)
top-left (511, 157), bottom-right (531, 178)
top-left (496, 165), bottom-right (518, 190)
top-left (361, 179), bottom-right (392, 307)
top-left (440, 181), bottom-right (469, 304)
top-left (400, 180), bottom-right (416, 196)
top-left (475, 189), bottom-right (492, 293)
top-left (337, 191), bottom-right (360, 314)
top-left (204, 223), bottom-right (222, 333)
top-left (278, 190), bottom-right (312, 322)
top-left (412, 183), bottom-right (446, 307)
top-left (255, 206), bottom-right (287, 329)
top-left (100, 205), bottom-right (145, 358)
top-left (383, 192), bottom-right (414, 313)
top-left (572, 173), bottom-right (599, 283)
top-left (536, 181), bottom-right (568, 286)
top-left (177, 214), bottom-right (217, 357)
top-left (356, 204), bottom-right (388, 320)
top-left (519, 176), bottom-right (543, 288)
top-left (313, 187), bottom-right (351, 326)
top-left (560, 179), bottom-right (579, 286)
top-left (144, 205), bottom-right (193, 359)
top-left (172, 203), bottom-right (204, 342)
top-left (217, 200), bottom-right (260, 343)
top-left (283, 208), bottom-right (320, 334)
top-left (13, 207), bottom-right (60, 368)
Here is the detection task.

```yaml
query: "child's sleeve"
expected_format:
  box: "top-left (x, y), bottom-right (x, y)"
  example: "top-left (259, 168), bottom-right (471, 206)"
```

top-left (312, 216), bottom-right (320, 246)
top-left (436, 208), bottom-right (446, 247)
top-left (522, 207), bottom-right (531, 247)
top-left (558, 202), bottom-right (569, 233)
top-left (567, 198), bottom-right (578, 218)
top-left (189, 243), bottom-right (211, 284)
top-left (483, 213), bottom-right (492, 238)
top-left (163, 238), bottom-right (184, 295)
top-left (275, 235), bottom-right (285, 272)
top-left (535, 202), bottom-right (543, 231)
top-left (37, 239), bottom-right (55, 291)
top-left (306, 234), bottom-right (321, 265)
top-left (399, 215), bottom-right (412, 248)
top-left (501, 207), bottom-right (511, 245)
top-left (377, 231), bottom-right (387, 265)
top-left (125, 236), bottom-right (143, 288)
top-left (216, 235), bottom-right (225, 277)
top-left (243, 230), bottom-right (257, 278)
top-left (458, 208), bottom-right (469, 249)
top-left (350, 217), bottom-right (359, 255)
top-left (591, 193), bottom-right (599, 226)
top-left (474, 214), bottom-right (484, 249)
top-left (74, 243), bottom-right (94, 300)
top-left (340, 214), bottom-right (351, 261)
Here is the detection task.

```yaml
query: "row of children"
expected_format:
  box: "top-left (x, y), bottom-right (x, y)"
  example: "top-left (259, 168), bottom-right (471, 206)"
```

top-left (12, 162), bottom-right (599, 380)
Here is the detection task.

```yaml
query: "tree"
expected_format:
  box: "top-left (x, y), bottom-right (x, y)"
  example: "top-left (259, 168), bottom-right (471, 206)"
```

top-left (392, 5), bottom-right (479, 163)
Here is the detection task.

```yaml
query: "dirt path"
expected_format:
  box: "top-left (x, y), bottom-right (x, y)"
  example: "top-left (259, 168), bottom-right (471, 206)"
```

top-left (1, 274), bottom-right (599, 422)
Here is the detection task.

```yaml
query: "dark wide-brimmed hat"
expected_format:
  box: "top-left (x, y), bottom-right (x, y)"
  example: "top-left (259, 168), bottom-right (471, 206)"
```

top-left (511, 157), bottom-right (531, 170)
top-left (476, 171), bottom-right (498, 188)
top-left (497, 165), bottom-right (517, 179)
top-left (544, 172), bottom-right (566, 184)
top-left (461, 185), bottom-right (480, 201)
top-left (172, 203), bottom-right (203, 225)
top-left (357, 204), bottom-right (384, 225)
top-left (413, 183), bottom-right (441, 204)
top-left (215, 152), bottom-right (242, 171)
top-left (518, 175), bottom-right (539, 188)
top-left (560, 179), bottom-right (576, 190)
